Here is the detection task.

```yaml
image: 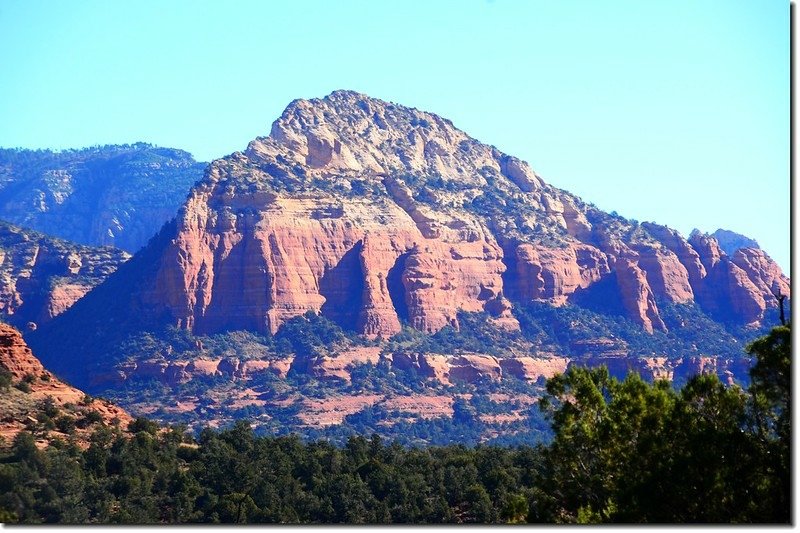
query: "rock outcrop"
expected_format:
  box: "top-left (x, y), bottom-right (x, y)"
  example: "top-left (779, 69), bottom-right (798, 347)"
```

top-left (133, 92), bottom-right (786, 336)
top-left (499, 356), bottom-right (570, 382)
top-left (0, 322), bottom-right (131, 445)
top-left (688, 231), bottom-right (786, 325)
top-left (0, 322), bottom-right (45, 379)
top-left (614, 258), bottom-right (666, 333)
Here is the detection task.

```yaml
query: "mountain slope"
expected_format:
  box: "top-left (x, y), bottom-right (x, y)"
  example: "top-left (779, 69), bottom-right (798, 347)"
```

top-left (0, 221), bottom-right (129, 329)
top-left (0, 144), bottom-right (206, 252)
top-left (74, 90), bottom-right (786, 335)
top-left (0, 322), bottom-right (131, 446)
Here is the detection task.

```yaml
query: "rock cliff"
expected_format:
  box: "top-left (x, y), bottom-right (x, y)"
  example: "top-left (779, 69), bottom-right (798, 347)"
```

top-left (133, 91), bottom-right (786, 337)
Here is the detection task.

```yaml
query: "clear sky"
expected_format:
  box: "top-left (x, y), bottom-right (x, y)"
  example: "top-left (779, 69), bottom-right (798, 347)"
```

top-left (0, 0), bottom-right (790, 270)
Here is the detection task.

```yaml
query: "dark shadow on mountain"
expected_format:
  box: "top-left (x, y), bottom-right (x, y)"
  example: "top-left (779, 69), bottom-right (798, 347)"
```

top-left (24, 219), bottom-right (179, 390)
top-left (387, 251), bottom-right (410, 323)
top-left (570, 273), bottom-right (627, 318)
top-left (499, 241), bottom-right (521, 302)
top-left (320, 243), bottom-right (364, 332)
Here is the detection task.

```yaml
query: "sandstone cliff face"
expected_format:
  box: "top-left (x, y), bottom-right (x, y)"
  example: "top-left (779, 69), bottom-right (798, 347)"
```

top-left (0, 322), bottom-right (44, 379)
top-left (686, 231), bottom-right (787, 325)
top-left (0, 144), bottom-right (205, 252)
top-left (0, 221), bottom-right (129, 328)
top-left (499, 356), bottom-right (570, 382)
top-left (512, 243), bottom-right (609, 305)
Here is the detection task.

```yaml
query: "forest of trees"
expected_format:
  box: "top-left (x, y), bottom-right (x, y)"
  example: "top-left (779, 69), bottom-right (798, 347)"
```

top-left (0, 325), bottom-right (790, 524)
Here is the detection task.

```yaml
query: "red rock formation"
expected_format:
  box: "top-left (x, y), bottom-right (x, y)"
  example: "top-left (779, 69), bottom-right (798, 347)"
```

top-left (402, 241), bottom-right (507, 333)
top-left (448, 354), bottom-right (503, 382)
top-left (357, 234), bottom-right (405, 336)
top-left (731, 248), bottom-right (791, 305)
top-left (499, 356), bottom-right (569, 382)
top-left (0, 322), bottom-right (45, 379)
top-left (307, 347), bottom-right (383, 381)
top-left (94, 93), bottom-right (788, 339)
top-left (389, 352), bottom-right (507, 384)
top-left (634, 245), bottom-right (693, 303)
top-left (146, 175), bottom-right (511, 336)
top-left (0, 323), bottom-right (131, 443)
top-left (690, 232), bottom-right (725, 273)
top-left (391, 352), bottom-right (451, 384)
top-left (685, 232), bottom-right (789, 324)
top-left (615, 258), bottom-right (666, 333)
top-left (514, 243), bottom-right (609, 304)
top-left (31, 91), bottom-right (790, 396)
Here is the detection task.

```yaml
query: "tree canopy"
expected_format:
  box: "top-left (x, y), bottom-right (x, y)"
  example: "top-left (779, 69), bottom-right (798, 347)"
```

top-left (0, 325), bottom-right (789, 524)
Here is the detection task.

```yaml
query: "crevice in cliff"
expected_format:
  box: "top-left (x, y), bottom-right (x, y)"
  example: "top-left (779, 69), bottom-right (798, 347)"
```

top-left (387, 251), bottom-right (411, 323)
top-left (499, 242), bottom-right (521, 302)
top-left (198, 237), bottom-right (249, 334)
top-left (320, 243), bottom-right (365, 332)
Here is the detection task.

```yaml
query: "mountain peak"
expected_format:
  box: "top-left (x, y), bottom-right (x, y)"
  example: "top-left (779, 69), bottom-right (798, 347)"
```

top-left (235, 90), bottom-right (546, 206)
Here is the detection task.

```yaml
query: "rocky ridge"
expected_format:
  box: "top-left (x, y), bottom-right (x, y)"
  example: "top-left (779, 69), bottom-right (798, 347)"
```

top-left (0, 144), bottom-right (206, 252)
top-left (136, 90), bottom-right (788, 338)
top-left (31, 92), bottom-right (790, 381)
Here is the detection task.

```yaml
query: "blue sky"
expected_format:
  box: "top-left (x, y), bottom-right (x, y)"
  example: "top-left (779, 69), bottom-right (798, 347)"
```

top-left (0, 0), bottom-right (789, 270)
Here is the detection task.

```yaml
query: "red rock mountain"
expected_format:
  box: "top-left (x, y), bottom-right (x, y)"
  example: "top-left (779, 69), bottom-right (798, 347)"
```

top-left (29, 91), bottom-right (789, 387)
top-left (139, 90), bottom-right (787, 336)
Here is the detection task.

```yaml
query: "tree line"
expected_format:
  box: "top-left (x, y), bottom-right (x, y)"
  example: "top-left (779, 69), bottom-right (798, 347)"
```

top-left (0, 325), bottom-right (789, 524)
